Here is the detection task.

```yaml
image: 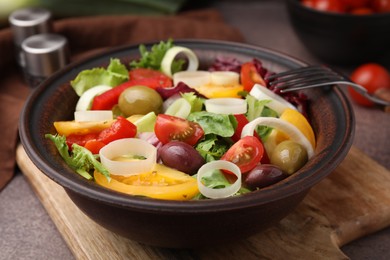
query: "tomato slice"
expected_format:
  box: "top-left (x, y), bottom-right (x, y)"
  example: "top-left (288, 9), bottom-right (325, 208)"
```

top-left (91, 68), bottom-right (172, 110)
top-left (97, 116), bottom-right (137, 144)
top-left (240, 62), bottom-right (266, 92)
top-left (221, 136), bottom-right (264, 173)
top-left (231, 115), bottom-right (270, 164)
top-left (154, 114), bottom-right (204, 146)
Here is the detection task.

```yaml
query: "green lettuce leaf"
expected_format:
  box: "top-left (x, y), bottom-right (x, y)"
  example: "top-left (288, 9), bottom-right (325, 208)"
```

top-left (195, 134), bottom-right (230, 162)
top-left (245, 95), bottom-right (278, 139)
top-left (181, 92), bottom-right (204, 112)
top-left (188, 111), bottom-right (235, 137)
top-left (130, 39), bottom-right (184, 73)
top-left (71, 58), bottom-right (128, 96)
top-left (45, 134), bottom-right (110, 180)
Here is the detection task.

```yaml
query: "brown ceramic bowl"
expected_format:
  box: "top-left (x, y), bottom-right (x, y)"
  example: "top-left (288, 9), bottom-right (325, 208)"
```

top-left (19, 40), bottom-right (354, 248)
top-left (286, 0), bottom-right (390, 65)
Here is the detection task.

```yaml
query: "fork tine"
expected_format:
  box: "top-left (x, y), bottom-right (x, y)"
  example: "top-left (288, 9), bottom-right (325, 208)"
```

top-left (274, 75), bottom-right (342, 89)
top-left (266, 65), bottom-right (390, 106)
top-left (270, 72), bottom-right (343, 87)
top-left (265, 65), bottom-right (326, 80)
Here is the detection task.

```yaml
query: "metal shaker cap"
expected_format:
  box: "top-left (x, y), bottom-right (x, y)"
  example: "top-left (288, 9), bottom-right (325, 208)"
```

top-left (9, 7), bottom-right (52, 46)
top-left (22, 34), bottom-right (69, 77)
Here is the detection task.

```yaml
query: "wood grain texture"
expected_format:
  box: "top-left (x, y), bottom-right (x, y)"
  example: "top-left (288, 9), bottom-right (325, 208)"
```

top-left (16, 144), bottom-right (390, 260)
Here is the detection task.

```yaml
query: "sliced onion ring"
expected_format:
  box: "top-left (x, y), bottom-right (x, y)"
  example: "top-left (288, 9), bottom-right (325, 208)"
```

top-left (74, 110), bottom-right (113, 122)
top-left (197, 160), bottom-right (241, 199)
top-left (161, 46), bottom-right (199, 77)
top-left (99, 138), bottom-right (157, 176)
top-left (204, 98), bottom-right (247, 115)
top-left (210, 71), bottom-right (240, 86)
top-left (165, 98), bottom-right (191, 118)
top-left (173, 70), bottom-right (210, 88)
top-left (241, 117), bottom-right (314, 158)
top-left (249, 84), bottom-right (296, 115)
top-left (75, 85), bottom-right (112, 111)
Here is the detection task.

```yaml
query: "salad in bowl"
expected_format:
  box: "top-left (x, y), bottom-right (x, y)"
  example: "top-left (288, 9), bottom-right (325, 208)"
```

top-left (19, 39), bottom-right (353, 247)
top-left (45, 39), bottom-right (316, 201)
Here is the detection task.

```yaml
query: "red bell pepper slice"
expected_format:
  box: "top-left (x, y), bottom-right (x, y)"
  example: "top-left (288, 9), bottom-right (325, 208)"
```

top-left (91, 68), bottom-right (172, 110)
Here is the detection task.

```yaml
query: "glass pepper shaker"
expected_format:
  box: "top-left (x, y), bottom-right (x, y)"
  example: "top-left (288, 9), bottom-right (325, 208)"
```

top-left (21, 33), bottom-right (70, 88)
top-left (8, 7), bottom-right (53, 68)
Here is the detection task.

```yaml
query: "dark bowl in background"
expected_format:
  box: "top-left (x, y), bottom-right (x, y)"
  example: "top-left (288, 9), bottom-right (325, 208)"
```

top-left (19, 40), bottom-right (354, 248)
top-left (285, 0), bottom-right (390, 66)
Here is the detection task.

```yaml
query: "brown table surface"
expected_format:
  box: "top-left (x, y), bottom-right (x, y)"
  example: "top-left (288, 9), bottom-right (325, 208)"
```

top-left (1, 1), bottom-right (389, 259)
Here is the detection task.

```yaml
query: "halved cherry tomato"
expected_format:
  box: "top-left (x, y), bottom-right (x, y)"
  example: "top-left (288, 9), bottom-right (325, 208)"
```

top-left (349, 63), bottom-right (390, 106)
top-left (91, 69), bottom-right (172, 110)
top-left (221, 135), bottom-right (264, 174)
top-left (240, 62), bottom-right (266, 92)
top-left (231, 114), bottom-right (270, 164)
top-left (97, 116), bottom-right (137, 144)
top-left (154, 114), bottom-right (204, 146)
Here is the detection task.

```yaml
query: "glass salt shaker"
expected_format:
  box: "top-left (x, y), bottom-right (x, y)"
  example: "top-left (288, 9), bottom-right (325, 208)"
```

top-left (21, 33), bottom-right (69, 88)
top-left (8, 7), bottom-right (53, 68)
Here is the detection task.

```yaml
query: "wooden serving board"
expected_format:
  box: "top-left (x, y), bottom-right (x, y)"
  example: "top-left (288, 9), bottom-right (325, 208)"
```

top-left (16, 144), bottom-right (390, 259)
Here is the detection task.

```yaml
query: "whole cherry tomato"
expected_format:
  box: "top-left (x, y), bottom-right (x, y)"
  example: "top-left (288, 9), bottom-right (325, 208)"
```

top-left (371, 0), bottom-right (390, 12)
top-left (303, 0), bottom-right (346, 13)
top-left (350, 7), bottom-right (374, 14)
top-left (349, 63), bottom-right (390, 106)
top-left (341, 0), bottom-right (369, 10)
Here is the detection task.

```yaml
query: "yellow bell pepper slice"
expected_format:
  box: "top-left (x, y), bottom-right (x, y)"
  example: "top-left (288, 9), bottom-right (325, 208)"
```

top-left (94, 163), bottom-right (199, 201)
top-left (53, 116), bottom-right (141, 137)
top-left (274, 108), bottom-right (316, 149)
top-left (195, 84), bottom-right (243, 98)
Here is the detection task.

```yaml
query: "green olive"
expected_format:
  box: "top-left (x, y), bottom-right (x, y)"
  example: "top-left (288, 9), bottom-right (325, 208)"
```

top-left (118, 86), bottom-right (163, 117)
top-left (270, 140), bottom-right (308, 175)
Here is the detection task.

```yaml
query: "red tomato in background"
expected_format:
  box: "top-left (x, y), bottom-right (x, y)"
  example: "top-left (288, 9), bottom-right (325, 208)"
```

top-left (240, 62), bottom-right (266, 92)
top-left (349, 63), bottom-right (390, 106)
top-left (341, 0), bottom-right (369, 10)
top-left (221, 136), bottom-right (264, 174)
top-left (350, 7), bottom-right (374, 14)
top-left (371, 0), bottom-right (390, 12)
top-left (154, 114), bottom-right (204, 146)
top-left (303, 0), bottom-right (346, 13)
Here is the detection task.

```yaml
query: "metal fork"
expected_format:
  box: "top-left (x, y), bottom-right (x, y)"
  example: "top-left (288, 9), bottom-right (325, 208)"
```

top-left (265, 65), bottom-right (390, 106)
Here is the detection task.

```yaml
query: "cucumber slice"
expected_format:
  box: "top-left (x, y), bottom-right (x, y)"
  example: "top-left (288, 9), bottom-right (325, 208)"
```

top-left (134, 112), bottom-right (157, 133)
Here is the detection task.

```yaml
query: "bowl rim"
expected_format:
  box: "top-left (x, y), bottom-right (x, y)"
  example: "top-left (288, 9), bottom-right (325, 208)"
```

top-left (19, 39), bottom-right (355, 213)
